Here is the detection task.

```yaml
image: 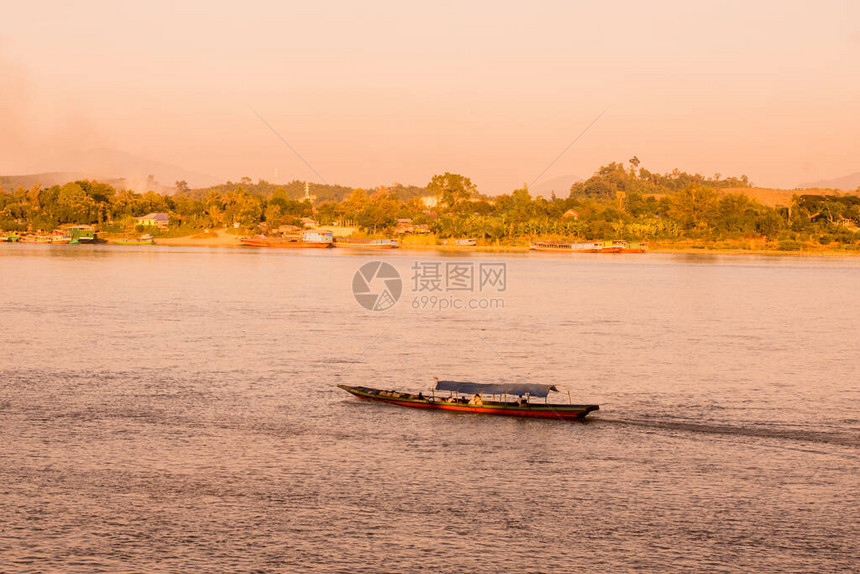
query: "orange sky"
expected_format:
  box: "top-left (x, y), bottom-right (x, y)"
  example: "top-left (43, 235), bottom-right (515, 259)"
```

top-left (2, 1), bottom-right (858, 193)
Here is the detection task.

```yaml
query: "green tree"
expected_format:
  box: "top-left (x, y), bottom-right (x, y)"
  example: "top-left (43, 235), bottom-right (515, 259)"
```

top-left (819, 200), bottom-right (845, 226)
top-left (426, 172), bottom-right (477, 211)
top-left (507, 186), bottom-right (536, 224)
top-left (669, 184), bottom-right (719, 230)
top-left (223, 189), bottom-right (262, 227)
top-left (344, 188), bottom-right (369, 214)
top-left (357, 190), bottom-right (400, 232)
top-left (55, 182), bottom-right (97, 224)
top-left (140, 191), bottom-right (168, 214)
top-left (716, 193), bottom-right (758, 234)
top-left (264, 203), bottom-right (283, 227)
top-left (755, 211), bottom-right (783, 239)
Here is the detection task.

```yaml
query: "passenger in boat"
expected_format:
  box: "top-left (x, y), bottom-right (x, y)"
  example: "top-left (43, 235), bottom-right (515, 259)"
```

top-left (468, 394), bottom-right (483, 406)
top-left (418, 392), bottom-right (424, 400)
top-left (518, 395), bottom-right (528, 407)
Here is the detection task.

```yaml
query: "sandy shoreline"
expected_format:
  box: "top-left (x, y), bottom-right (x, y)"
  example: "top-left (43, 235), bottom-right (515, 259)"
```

top-left (154, 234), bottom-right (244, 247)
top-left (91, 229), bottom-right (860, 257)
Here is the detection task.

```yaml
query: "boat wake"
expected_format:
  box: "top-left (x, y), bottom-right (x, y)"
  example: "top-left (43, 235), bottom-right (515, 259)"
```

top-left (593, 417), bottom-right (860, 450)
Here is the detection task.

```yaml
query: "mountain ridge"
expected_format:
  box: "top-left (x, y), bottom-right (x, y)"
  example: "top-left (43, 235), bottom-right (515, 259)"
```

top-left (797, 172), bottom-right (860, 191)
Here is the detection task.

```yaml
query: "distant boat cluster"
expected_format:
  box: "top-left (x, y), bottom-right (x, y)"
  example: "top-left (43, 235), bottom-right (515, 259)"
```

top-left (1, 225), bottom-right (98, 244)
top-left (2, 227), bottom-right (156, 245)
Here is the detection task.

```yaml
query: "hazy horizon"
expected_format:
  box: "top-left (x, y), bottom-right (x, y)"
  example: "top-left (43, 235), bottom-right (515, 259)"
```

top-left (2, 1), bottom-right (858, 194)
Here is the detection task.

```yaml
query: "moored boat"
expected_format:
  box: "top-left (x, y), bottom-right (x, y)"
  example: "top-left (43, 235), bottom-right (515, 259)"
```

top-left (111, 234), bottom-right (154, 245)
top-left (241, 229), bottom-right (334, 248)
top-left (529, 240), bottom-right (641, 253)
top-left (530, 240), bottom-right (606, 253)
top-left (66, 225), bottom-right (97, 244)
top-left (19, 234), bottom-right (53, 244)
top-left (442, 238), bottom-right (477, 246)
top-left (333, 238), bottom-right (399, 249)
top-left (339, 380), bottom-right (599, 419)
top-left (608, 239), bottom-right (647, 253)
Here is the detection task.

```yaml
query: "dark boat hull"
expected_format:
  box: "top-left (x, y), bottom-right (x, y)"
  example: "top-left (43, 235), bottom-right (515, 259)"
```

top-left (240, 238), bottom-right (333, 248)
top-left (338, 385), bottom-right (598, 419)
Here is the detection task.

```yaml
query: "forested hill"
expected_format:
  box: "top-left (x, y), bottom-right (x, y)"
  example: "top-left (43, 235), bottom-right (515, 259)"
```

top-left (178, 179), bottom-right (427, 203)
top-left (569, 160), bottom-right (751, 200)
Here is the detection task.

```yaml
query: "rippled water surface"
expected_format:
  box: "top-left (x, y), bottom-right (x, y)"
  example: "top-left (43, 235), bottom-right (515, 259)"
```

top-left (1, 245), bottom-right (858, 572)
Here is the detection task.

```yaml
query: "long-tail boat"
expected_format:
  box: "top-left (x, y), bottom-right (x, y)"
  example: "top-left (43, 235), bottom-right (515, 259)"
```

top-left (111, 234), bottom-right (154, 245)
top-left (441, 238), bottom-right (477, 246)
top-left (333, 238), bottom-right (399, 249)
top-left (529, 239), bottom-right (647, 253)
top-left (338, 380), bottom-right (599, 419)
top-left (530, 240), bottom-right (622, 253)
top-left (19, 235), bottom-right (53, 243)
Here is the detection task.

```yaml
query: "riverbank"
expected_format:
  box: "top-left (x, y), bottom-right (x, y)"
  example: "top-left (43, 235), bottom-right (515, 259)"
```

top-left (98, 229), bottom-right (245, 247)
top-left (23, 228), bottom-right (860, 257)
top-left (648, 246), bottom-right (860, 257)
top-left (155, 231), bottom-right (243, 247)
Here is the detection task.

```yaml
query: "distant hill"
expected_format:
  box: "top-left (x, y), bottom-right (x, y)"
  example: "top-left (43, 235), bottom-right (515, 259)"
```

top-left (531, 174), bottom-right (582, 198)
top-left (797, 172), bottom-right (860, 191)
top-left (69, 148), bottom-right (221, 192)
top-left (0, 172), bottom-right (127, 193)
top-left (1, 148), bottom-right (221, 194)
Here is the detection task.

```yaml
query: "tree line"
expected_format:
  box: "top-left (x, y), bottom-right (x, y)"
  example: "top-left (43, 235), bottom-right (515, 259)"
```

top-left (2, 160), bottom-right (859, 249)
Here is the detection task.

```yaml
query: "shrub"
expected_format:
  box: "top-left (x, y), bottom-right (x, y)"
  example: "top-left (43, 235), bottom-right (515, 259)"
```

top-left (778, 240), bottom-right (802, 251)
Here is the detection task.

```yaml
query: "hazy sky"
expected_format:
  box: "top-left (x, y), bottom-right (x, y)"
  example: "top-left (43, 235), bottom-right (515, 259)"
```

top-left (2, 0), bottom-right (858, 193)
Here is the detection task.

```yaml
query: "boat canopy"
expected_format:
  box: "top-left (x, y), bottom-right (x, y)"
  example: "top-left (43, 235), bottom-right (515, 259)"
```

top-left (435, 380), bottom-right (559, 398)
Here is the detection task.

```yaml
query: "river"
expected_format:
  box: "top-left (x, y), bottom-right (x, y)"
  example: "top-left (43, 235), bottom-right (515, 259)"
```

top-left (1, 245), bottom-right (858, 572)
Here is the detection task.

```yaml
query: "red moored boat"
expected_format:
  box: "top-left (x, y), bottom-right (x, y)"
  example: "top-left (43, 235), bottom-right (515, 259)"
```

top-left (241, 229), bottom-right (334, 248)
top-left (338, 380), bottom-right (599, 420)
